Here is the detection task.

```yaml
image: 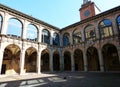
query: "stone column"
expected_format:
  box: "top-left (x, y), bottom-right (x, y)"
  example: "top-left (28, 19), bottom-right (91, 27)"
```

top-left (20, 48), bottom-right (25, 75)
top-left (50, 49), bottom-right (53, 72)
top-left (37, 46), bottom-right (41, 74)
top-left (98, 48), bottom-right (104, 72)
top-left (59, 48), bottom-right (64, 71)
top-left (83, 49), bottom-right (88, 71)
top-left (81, 28), bottom-right (85, 42)
top-left (1, 12), bottom-right (9, 35)
top-left (38, 26), bottom-right (44, 43)
top-left (50, 31), bottom-right (54, 45)
top-left (22, 20), bottom-right (28, 40)
top-left (0, 49), bottom-right (4, 75)
top-left (70, 32), bottom-right (73, 45)
top-left (71, 52), bottom-right (75, 71)
top-left (117, 46), bottom-right (120, 63)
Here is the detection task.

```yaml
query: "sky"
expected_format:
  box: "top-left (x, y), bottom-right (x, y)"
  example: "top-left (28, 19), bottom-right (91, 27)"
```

top-left (0, 0), bottom-right (120, 28)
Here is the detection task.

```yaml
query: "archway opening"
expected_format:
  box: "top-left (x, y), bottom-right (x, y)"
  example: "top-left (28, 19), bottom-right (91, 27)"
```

top-left (102, 44), bottom-right (120, 71)
top-left (53, 51), bottom-right (60, 71)
top-left (1, 44), bottom-right (20, 75)
top-left (74, 49), bottom-right (84, 71)
top-left (64, 51), bottom-right (71, 71)
top-left (24, 47), bottom-right (37, 73)
top-left (87, 47), bottom-right (100, 71)
top-left (41, 49), bottom-right (50, 72)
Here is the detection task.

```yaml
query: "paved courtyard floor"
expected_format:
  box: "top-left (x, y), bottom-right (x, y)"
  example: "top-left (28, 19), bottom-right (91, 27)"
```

top-left (0, 72), bottom-right (120, 87)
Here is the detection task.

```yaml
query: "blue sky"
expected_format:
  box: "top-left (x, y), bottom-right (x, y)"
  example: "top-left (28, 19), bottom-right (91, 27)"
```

top-left (0, 0), bottom-right (120, 28)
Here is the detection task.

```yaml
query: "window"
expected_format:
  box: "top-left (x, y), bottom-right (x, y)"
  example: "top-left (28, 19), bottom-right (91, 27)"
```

top-left (26, 24), bottom-right (38, 41)
top-left (73, 29), bottom-right (82, 44)
top-left (117, 16), bottom-right (120, 32)
top-left (7, 18), bottom-right (22, 38)
top-left (42, 29), bottom-right (50, 44)
top-left (99, 19), bottom-right (113, 38)
top-left (85, 25), bottom-right (96, 41)
top-left (53, 32), bottom-right (59, 46)
top-left (0, 15), bottom-right (2, 32)
top-left (63, 33), bottom-right (70, 46)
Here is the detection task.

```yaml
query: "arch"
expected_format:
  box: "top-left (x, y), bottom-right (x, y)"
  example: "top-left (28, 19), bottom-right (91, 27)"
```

top-left (99, 19), bottom-right (113, 39)
top-left (24, 47), bottom-right (37, 73)
top-left (41, 49), bottom-right (50, 71)
top-left (102, 44), bottom-right (120, 71)
top-left (0, 15), bottom-right (3, 33)
top-left (42, 29), bottom-right (50, 44)
top-left (7, 18), bottom-right (23, 38)
top-left (84, 24), bottom-right (96, 41)
top-left (63, 33), bottom-right (70, 46)
top-left (53, 32), bottom-right (60, 46)
top-left (1, 44), bottom-right (21, 75)
top-left (64, 51), bottom-right (71, 71)
top-left (74, 49), bottom-right (84, 71)
top-left (73, 29), bottom-right (82, 44)
top-left (53, 51), bottom-right (60, 71)
top-left (116, 15), bottom-right (120, 35)
top-left (86, 47), bottom-right (100, 71)
top-left (26, 24), bottom-right (38, 41)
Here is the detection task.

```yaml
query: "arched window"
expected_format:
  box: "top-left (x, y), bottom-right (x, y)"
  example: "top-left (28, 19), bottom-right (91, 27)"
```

top-left (7, 18), bottom-right (22, 38)
top-left (99, 19), bottom-right (113, 38)
top-left (53, 32), bottom-right (59, 46)
top-left (0, 15), bottom-right (2, 32)
top-left (85, 25), bottom-right (96, 41)
top-left (116, 15), bottom-right (120, 33)
top-left (26, 24), bottom-right (38, 41)
top-left (63, 33), bottom-right (70, 46)
top-left (73, 29), bottom-right (82, 44)
top-left (42, 29), bottom-right (50, 44)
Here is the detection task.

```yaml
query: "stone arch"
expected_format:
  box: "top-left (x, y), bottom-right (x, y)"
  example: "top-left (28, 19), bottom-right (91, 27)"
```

top-left (74, 49), bottom-right (84, 71)
top-left (53, 51), bottom-right (60, 71)
top-left (84, 24), bottom-right (96, 41)
top-left (42, 29), bottom-right (50, 44)
top-left (98, 19), bottom-right (113, 39)
top-left (64, 51), bottom-right (71, 71)
top-left (102, 44), bottom-right (120, 71)
top-left (7, 17), bottom-right (23, 38)
top-left (26, 23), bottom-right (38, 41)
top-left (1, 44), bottom-right (21, 75)
top-left (86, 46), bottom-right (100, 71)
top-left (63, 32), bottom-right (70, 46)
top-left (73, 28), bottom-right (82, 44)
top-left (41, 49), bottom-right (50, 72)
top-left (53, 32), bottom-right (60, 46)
top-left (24, 47), bottom-right (37, 73)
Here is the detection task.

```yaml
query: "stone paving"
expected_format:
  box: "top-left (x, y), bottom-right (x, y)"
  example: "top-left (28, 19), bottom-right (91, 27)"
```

top-left (0, 72), bottom-right (120, 87)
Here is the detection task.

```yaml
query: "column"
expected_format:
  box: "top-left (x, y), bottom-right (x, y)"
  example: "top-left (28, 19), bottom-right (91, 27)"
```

top-left (59, 48), bottom-right (64, 71)
top-left (81, 28), bottom-right (85, 42)
top-left (20, 49), bottom-right (25, 75)
top-left (50, 31), bottom-right (54, 45)
top-left (70, 32), bottom-right (73, 45)
top-left (98, 48), bottom-right (104, 72)
top-left (83, 49), bottom-right (88, 71)
top-left (37, 47), bottom-right (41, 74)
top-left (0, 50), bottom-right (4, 75)
top-left (38, 26), bottom-right (44, 43)
top-left (117, 46), bottom-right (120, 63)
top-left (50, 50), bottom-right (53, 72)
top-left (1, 12), bottom-right (9, 35)
top-left (71, 52), bottom-right (75, 71)
top-left (22, 20), bottom-right (28, 40)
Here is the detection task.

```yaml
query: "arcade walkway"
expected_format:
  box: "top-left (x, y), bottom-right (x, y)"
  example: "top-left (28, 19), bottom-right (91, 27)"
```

top-left (0, 72), bottom-right (120, 87)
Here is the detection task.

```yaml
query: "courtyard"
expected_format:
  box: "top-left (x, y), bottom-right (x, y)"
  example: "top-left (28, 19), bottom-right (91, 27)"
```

top-left (0, 72), bottom-right (120, 87)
